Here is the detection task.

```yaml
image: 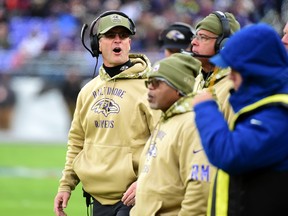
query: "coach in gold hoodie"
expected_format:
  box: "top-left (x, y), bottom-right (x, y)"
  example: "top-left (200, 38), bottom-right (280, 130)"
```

top-left (54, 10), bottom-right (159, 216)
top-left (130, 53), bottom-right (216, 216)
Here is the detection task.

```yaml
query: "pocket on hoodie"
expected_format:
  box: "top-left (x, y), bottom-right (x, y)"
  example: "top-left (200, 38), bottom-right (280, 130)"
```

top-left (72, 144), bottom-right (137, 196)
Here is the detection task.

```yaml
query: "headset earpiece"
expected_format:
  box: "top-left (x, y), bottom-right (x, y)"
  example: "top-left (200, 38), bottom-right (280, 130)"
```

top-left (89, 10), bottom-right (136, 58)
top-left (212, 11), bottom-right (231, 52)
top-left (89, 18), bottom-right (100, 57)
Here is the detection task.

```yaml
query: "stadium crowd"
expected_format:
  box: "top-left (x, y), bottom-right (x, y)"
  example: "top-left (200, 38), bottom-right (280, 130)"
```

top-left (0, 0), bottom-right (287, 55)
top-left (0, 0), bottom-right (287, 130)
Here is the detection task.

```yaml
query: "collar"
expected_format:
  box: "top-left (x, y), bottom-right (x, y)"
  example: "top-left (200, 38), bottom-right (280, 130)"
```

top-left (103, 60), bottom-right (133, 77)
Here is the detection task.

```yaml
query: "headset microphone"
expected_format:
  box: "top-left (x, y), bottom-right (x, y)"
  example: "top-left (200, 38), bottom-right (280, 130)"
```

top-left (181, 50), bottom-right (213, 58)
top-left (81, 23), bottom-right (95, 57)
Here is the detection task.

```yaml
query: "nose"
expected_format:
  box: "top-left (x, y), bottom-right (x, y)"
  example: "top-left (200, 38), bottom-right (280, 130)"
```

top-left (191, 37), bottom-right (198, 47)
top-left (190, 40), bottom-right (198, 53)
top-left (114, 33), bottom-right (122, 41)
top-left (282, 35), bottom-right (288, 43)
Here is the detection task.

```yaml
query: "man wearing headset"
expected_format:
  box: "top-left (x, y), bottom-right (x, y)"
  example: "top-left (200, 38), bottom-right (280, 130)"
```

top-left (53, 10), bottom-right (159, 216)
top-left (192, 23), bottom-right (288, 216)
top-left (191, 11), bottom-right (240, 122)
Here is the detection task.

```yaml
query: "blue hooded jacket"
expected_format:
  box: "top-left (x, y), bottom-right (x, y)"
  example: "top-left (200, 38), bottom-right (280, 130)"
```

top-left (194, 23), bottom-right (288, 175)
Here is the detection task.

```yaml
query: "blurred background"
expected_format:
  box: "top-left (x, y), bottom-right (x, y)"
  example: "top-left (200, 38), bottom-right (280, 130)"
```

top-left (0, 1), bottom-right (287, 215)
top-left (0, 0), bottom-right (287, 143)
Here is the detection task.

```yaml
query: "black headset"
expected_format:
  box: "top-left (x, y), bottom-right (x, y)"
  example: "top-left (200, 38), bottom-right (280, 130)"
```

top-left (212, 11), bottom-right (231, 52)
top-left (81, 10), bottom-right (136, 58)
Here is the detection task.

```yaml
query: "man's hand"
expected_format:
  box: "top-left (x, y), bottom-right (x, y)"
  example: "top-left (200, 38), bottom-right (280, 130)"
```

top-left (121, 181), bottom-right (137, 206)
top-left (54, 191), bottom-right (71, 216)
top-left (192, 90), bottom-right (214, 107)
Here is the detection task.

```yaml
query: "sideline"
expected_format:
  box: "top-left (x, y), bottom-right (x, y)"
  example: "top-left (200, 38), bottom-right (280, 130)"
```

top-left (0, 167), bottom-right (62, 178)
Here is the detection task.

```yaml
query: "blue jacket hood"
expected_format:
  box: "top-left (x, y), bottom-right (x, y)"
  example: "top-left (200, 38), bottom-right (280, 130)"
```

top-left (216, 23), bottom-right (288, 112)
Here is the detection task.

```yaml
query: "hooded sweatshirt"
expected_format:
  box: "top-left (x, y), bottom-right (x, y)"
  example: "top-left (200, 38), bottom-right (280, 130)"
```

top-left (193, 67), bottom-right (234, 122)
top-left (194, 24), bottom-right (288, 216)
top-left (131, 96), bottom-right (215, 216)
top-left (58, 53), bottom-right (160, 205)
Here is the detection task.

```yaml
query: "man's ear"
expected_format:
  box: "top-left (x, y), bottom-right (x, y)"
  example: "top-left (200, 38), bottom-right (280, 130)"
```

top-left (98, 40), bottom-right (102, 52)
top-left (128, 38), bottom-right (131, 51)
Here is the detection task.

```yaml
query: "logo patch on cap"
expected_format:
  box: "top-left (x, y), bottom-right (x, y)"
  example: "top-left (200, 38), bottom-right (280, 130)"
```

top-left (183, 76), bottom-right (194, 86)
top-left (110, 14), bottom-right (123, 24)
top-left (166, 30), bottom-right (185, 41)
top-left (152, 63), bottom-right (160, 73)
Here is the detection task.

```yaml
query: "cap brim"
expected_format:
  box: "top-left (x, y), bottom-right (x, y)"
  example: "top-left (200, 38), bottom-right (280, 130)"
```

top-left (99, 25), bottom-right (133, 35)
top-left (210, 54), bottom-right (230, 68)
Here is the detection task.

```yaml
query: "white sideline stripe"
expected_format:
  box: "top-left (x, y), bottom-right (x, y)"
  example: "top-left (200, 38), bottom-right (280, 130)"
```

top-left (0, 167), bottom-right (62, 178)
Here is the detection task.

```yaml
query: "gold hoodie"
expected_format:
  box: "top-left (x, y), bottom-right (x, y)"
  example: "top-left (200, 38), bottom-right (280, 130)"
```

top-left (193, 67), bottom-right (234, 122)
top-left (131, 95), bottom-right (216, 216)
top-left (58, 54), bottom-right (160, 205)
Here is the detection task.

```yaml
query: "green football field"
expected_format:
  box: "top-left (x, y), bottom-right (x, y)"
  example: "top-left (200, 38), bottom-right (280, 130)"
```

top-left (0, 143), bottom-right (86, 216)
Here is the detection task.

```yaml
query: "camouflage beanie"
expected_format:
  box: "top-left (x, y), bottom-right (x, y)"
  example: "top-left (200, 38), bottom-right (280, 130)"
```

top-left (148, 53), bottom-right (201, 95)
top-left (196, 12), bottom-right (240, 35)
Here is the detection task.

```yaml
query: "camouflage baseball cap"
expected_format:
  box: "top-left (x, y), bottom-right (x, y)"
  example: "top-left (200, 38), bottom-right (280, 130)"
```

top-left (96, 13), bottom-right (135, 36)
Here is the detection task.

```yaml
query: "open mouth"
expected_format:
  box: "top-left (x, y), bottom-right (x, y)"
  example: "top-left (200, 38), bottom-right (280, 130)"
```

top-left (113, 47), bottom-right (121, 53)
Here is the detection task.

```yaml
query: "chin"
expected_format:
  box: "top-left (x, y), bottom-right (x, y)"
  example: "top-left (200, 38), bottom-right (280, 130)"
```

top-left (149, 103), bottom-right (159, 110)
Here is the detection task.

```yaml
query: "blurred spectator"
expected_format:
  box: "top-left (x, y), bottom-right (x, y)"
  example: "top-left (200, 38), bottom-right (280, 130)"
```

top-left (10, 24), bottom-right (47, 69)
top-left (59, 67), bottom-right (83, 119)
top-left (0, 21), bottom-right (10, 49)
top-left (0, 74), bottom-right (16, 130)
top-left (1, 0), bottom-right (287, 56)
top-left (229, 0), bottom-right (254, 26)
top-left (0, 0), bottom-right (287, 86)
top-left (17, 27), bottom-right (47, 58)
top-left (43, 28), bottom-right (61, 51)
top-left (4, 0), bottom-right (30, 16)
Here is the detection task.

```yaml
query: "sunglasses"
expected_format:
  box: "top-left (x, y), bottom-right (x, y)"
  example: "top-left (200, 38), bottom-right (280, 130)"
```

top-left (145, 77), bottom-right (174, 89)
top-left (103, 32), bottom-right (130, 39)
top-left (145, 77), bottom-right (186, 96)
